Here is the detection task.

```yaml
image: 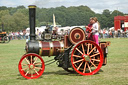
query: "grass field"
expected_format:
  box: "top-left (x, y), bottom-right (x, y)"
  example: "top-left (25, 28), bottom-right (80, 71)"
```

top-left (0, 38), bottom-right (128, 85)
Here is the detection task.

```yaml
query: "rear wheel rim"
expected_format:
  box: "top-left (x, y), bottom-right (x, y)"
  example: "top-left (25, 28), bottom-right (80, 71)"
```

top-left (71, 40), bottom-right (103, 75)
top-left (18, 53), bottom-right (45, 79)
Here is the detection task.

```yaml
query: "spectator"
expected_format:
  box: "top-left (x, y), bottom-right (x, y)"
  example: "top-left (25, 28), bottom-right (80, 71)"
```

top-left (91, 17), bottom-right (100, 45)
top-left (85, 17), bottom-right (93, 40)
top-left (25, 30), bottom-right (30, 42)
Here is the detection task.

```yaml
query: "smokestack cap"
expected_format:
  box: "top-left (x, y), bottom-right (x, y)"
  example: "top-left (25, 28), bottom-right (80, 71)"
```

top-left (28, 5), bottom-right (36, 8)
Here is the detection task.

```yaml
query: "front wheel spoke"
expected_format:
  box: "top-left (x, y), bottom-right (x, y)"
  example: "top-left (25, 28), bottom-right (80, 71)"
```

top-left (91, 59), bottom-right (100, 62)
top-left (31, 55), bottom-right (33, 64)
top-left (90, 53), bottom-right (100, 57)
top-left (22, 63), bottom-right (28, 66)
top-left (34, 62), bottom-right (42, 65)
top-left (90, 61), bottom-right (97, 68)
top-left (83, 62), bottom-right (87, 73)
top-left (77, 61), bottom-right (83, 70)
top-left (75, 48), bottom-right (83, 55)
top-left (87, 63), bottom-right (92, 72)
top-left (35, 67), bottom-right (42, 70)
top-left (25, 58), bottom-right (30, 64)
top-left (31, 72), bottom-right (33, 77)
top-left (73, 55), bottom-right (82, 58)
top-left (25, 70), bottom-right (29, 76)
top-left (73, 59), bottom-right (84, 64)
top-left (33, 57), bottom-right (38, 64)
top-left (34, 69), bottom-right (39, 75)
top-left (88, 46), bottom-right (96, 55)
top-left (21, 67), bottom-right (29, 71)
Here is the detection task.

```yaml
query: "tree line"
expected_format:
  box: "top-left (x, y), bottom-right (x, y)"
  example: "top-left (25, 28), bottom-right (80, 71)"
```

top-left (0, 5), bottom-right (125, 32)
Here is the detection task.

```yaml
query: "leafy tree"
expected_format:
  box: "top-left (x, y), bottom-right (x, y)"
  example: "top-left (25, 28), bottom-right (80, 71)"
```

top-left (0, 10), bottom-right (10, 30)
top-left (1, 15), bottom-right (15, 31)
top-left (0, 10), bottom-right (9, 19)
top-left (102, 9), bottom-right (111, 17)
top-left (13, 12), bottom-right (29, 31)
top-left (0, 5), bottom-right (126, 31)
top-left (16, 5), bottom-right (25, 9)
top-left (0, 6), bottom-right (8, 10)
top-left (111, 10), bottom-right (124, 16)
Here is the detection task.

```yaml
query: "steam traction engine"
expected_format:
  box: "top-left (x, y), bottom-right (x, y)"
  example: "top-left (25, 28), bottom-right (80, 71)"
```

top-left (0, 24), bottom-right (10, 43)
top-left (18, 5), bottom-right (110, 79)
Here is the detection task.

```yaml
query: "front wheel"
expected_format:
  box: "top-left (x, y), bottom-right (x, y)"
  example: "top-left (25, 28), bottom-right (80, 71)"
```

top-left (70, 40), bottom-right (103, 75)
top-left (3, 36), bottom-right (10, 43)
top-left (18, 53), bottom-right (45, 79)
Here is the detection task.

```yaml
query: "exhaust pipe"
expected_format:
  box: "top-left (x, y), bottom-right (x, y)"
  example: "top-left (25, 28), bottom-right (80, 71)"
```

top-left (28, 5), bottom-right (36, 41)
top-left (2, 23), bottom-right (4, 31)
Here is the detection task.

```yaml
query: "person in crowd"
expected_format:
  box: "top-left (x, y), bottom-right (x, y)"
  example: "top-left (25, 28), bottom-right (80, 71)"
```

top-left (23, 30), bottom-right (26, 40)
top-left (109, 30), bottom-right (112, 38)
top-left (36, 29), bottom-right (40, 39)
top-left (91, 17), bottom-right (100, 45)
top-left (20, 31), bottom-right (23, 39)
top-left (85, 17), bottom-right (93, 40)
top-left (111, 29), bottom-right (115, 38)
top-left (103, 29), bottom-right (106, 38)
top-left (99, 29), bottom-right (103, 38)
top-left (25, 30), bottom-right (30, 42)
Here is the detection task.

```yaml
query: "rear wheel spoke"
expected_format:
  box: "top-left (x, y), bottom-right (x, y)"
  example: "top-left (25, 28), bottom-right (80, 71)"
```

top-left (88, 46), bottom-right (96, 55)
top-left (87, 63), bottom-right (91, 72)
top-left (73, 59), bottom-right (84, 64)
top-left (73, 55), bottom-right (82, 58)
top-left (83, 62), bottom-right (87, 73)
top-left (77, 61), bottom-right (83, 70)
top-left (90, 61), bottom-right (97, 68)
top-left (91, 59), bottom-right (100, 62)
top-left (87, 44), bottom-right (90, 54)
top-left (90, 53), bottom-right (100, 57)
top-left (81, 44), bottom-right (85, 54)
top-left (76, 48), bottom-right (83, 55)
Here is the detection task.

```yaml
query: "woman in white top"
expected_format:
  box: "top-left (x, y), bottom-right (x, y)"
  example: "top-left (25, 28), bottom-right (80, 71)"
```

top-left (91, 17), bottom-right (100, 45)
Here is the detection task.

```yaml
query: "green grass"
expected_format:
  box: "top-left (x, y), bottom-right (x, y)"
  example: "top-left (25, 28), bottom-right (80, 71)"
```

top-left (0, 38), bottom-right (128, 85)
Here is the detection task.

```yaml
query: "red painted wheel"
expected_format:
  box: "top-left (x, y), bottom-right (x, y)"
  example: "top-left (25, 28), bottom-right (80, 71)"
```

top-left (70, 40), bottom-right (103, 75)
top-left (18, 53), bottom-right (45, 79)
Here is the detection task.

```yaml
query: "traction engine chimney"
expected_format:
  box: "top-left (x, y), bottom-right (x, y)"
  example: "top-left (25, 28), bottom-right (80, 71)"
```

top-left (2, 23), bottom-right (4, 31)
top-left (28, 5), bottom-right (36, 41)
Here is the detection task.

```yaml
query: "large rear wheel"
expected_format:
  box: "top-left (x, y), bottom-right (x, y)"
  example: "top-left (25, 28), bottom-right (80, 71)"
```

top-left (70, 40), bottom-right (103, 75)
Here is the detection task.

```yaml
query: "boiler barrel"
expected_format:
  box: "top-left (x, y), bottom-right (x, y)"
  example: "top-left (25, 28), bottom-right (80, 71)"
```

top-left (26, 41), bottom-right (64, 56)
top-left (39, 41), bottom-right (64, 56)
